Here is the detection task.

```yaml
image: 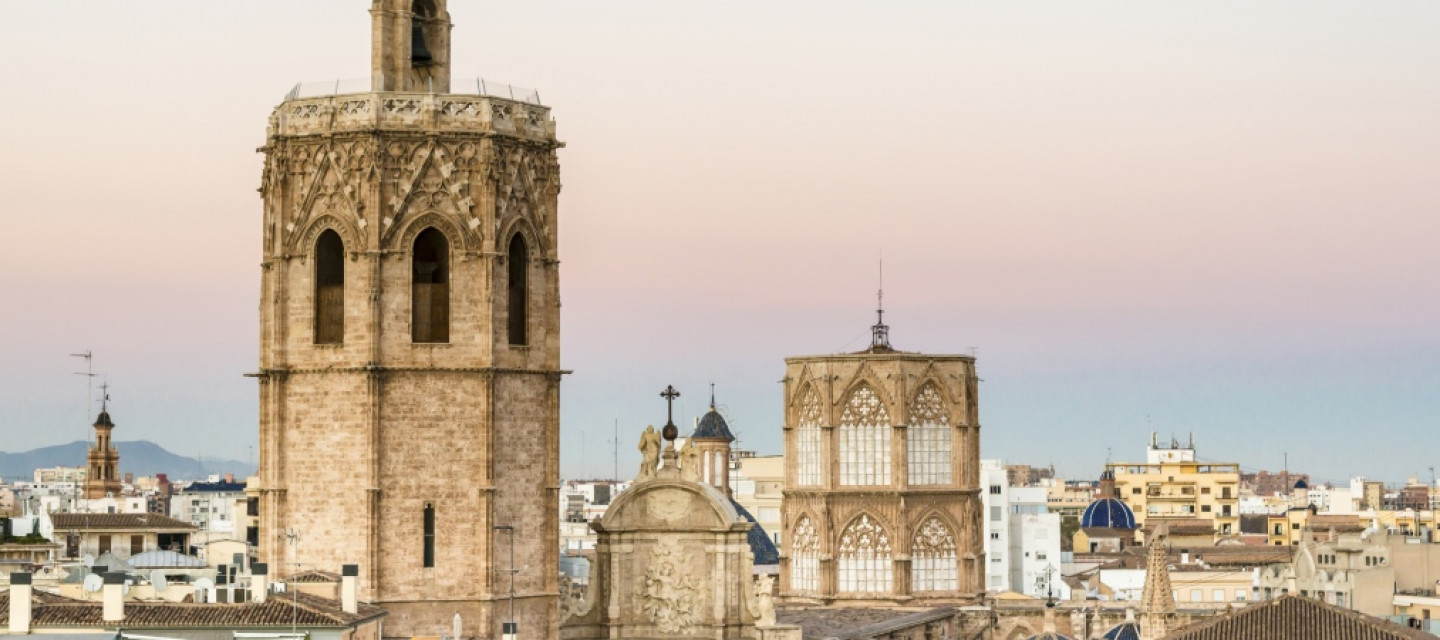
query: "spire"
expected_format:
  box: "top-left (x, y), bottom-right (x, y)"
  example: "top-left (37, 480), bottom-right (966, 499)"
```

top-left (869, 256), bottom-right (892, 351)
top-left (710, 382), bottom-right (716, 410)
top-left (1139, 523), bottom-right (1175, 640)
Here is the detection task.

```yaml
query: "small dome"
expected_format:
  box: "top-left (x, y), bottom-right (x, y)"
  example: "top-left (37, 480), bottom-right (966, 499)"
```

top-left (1294, 479), bottom-right (1309, 490)
top-left (692, 408), bottom-right (735, 441)
top-left (1102, 622), bottom-right (1141, 640)
top-left (1081, 498), bottom-right (1137, 530)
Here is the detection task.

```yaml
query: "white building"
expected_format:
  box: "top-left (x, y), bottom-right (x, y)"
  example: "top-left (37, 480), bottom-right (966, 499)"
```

top-left (169, 479), bottom-right (246, 535)
top-left (981, 460), bottom-right (1066, 599)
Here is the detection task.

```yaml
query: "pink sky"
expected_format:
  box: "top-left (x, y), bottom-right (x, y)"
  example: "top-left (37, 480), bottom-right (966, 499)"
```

top-left (1, 2), bottom-right (1437, 482)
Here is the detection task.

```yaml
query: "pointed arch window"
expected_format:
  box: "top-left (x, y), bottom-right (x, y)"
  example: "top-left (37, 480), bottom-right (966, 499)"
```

top-left (412, 228), bottom-right (449, 343)
top-left (507, 234), bottom-right (529, 346)
top-left (907, 384), bottom-right (952, 485)
top-left (314, 230), bottom-right (345, 344)
top-left (795, 389), bottom-right (823, 486)
top-left (837, 515), bottom-right (892, 594)
top-left (790, 515), bottom-right (820, 592)
top-left (911, 516), bottom-right (958, 592)
top-left (839, 385), bottom-right (890, 486)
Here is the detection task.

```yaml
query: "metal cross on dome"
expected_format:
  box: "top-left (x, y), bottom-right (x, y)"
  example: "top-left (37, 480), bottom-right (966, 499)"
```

top-left (660, 385), bottom-right (680, 442)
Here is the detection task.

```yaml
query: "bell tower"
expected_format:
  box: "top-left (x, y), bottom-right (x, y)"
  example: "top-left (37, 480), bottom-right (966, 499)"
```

top-left (371, 0), bottom-right (452, 92)
top-left (254, 3), bottom-right (562, 637)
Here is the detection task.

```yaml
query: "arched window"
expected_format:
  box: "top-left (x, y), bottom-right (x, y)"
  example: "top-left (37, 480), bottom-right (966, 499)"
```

top-left (911, 516), bottom-right (958, 592)
top-left (507, 234), bottom-right (528, 345)
top-left (839, 385), bottom-right (890, 486)
top-left (837, 515), bottom-right (892, 594)
top-left (313, 230), bottom-right (345, 344)
top-left (411, 0), bottom-right (436, 65)
top-left (790, 515), bottom-right (820, 592)
top-left (795, 388), bottom-right (823, 486)
top-left (412, 228), bottom-right (449, 343)
top-left (907, 384), bottom-right (952, 485)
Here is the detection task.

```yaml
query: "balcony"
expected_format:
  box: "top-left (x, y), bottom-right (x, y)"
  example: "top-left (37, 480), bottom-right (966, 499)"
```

top-left (274, 77), bottom-right (553, 139)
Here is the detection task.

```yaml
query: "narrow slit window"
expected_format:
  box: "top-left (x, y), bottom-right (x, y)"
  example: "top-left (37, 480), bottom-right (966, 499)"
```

top-left (412, 228), bottom-right (450, 343)
top-left (314, 230), bottom-right (345, 344)
top-left (422, 503), bottom-right (436, 568)
top-left (507, 234), bottom-right (528, 345)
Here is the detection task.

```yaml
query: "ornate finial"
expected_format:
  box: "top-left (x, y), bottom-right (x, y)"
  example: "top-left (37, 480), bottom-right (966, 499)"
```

top-left (99, 381), bottom-right (110, 412)
top-left (870, 256), bottom-right (891, 351)
top-left (660, 385), bottom-right (680, 442)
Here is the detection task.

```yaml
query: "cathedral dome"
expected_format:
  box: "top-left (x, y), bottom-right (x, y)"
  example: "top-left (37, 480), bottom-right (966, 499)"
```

top-left (692, 408), bottom-right (735, 441)
top-left (1081, 498), bottom-right (1137, 530)
top-left (729, 499), bottom-right (780, 565)
top-left (1026, 632), bottom-right (1078, 640)
top-left (1102, 622), bottom-right (1141, 640)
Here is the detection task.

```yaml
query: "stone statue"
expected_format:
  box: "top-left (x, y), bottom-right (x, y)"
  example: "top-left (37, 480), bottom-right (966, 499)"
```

top-left (638, 426), bottom-right (662, 481)
top-left (558, 573), bottom-right (573, 621)
top-left (753, 574), bottom-right (776, 627)
top-left (679, 438), bottom-right (700, 482)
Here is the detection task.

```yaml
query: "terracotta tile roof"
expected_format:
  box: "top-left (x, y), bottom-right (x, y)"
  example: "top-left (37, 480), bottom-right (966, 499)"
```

top-left (51, 513), bottom-right (196, 531)
top-left (291, 570), bottom-right (342, 583)
top-left (0, 589), bottom-right (87, 619)
top-left (7, 590), bottom-right (383, 629)
top-left (778, 607), bottom-right (938, 640)
top-left (1161, 595), bottom-right (1432, 640)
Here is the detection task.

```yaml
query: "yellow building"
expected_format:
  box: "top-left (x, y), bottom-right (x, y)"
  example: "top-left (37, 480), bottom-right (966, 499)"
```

top-left (1107, 434), bottom-right (1240, 537)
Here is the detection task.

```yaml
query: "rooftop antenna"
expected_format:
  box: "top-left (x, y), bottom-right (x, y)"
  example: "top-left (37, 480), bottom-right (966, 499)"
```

top-left (613, 419), bottom-right (619, 483)
top-left (710, 382), bottom-right (716, 410)
top-left (71, 351), bottom-right (97, 441)
top-left (870, 253), bottom-right (890, 350)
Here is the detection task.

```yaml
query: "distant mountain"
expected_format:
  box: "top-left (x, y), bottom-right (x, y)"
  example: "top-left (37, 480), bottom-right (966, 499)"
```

top-left (0, 440), bottom-right (255, 483)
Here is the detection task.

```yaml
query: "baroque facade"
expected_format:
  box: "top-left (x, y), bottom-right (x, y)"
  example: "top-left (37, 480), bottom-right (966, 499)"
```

top-left (253, 1), bottom-right (563, 637)
top-left (779, 319), bottom-right (983, 605)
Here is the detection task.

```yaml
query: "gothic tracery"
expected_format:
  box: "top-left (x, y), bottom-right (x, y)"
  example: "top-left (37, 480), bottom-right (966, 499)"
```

top-left (907, 384), bottom-right (952, 485)
top-left (839, 385), bottom-right (890, 486)
top-left (795, 388), bottom-right (823, 486)
top-left (790, 515), bottom-right (820, 592)
top-left (837, 515), bottom-right (892, 594)
top-left (911, 516), bottom-right (958, 592)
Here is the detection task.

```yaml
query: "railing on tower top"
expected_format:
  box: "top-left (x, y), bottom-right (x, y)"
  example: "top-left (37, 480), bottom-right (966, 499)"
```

top-left (284, 76), bottom-right (543, 105)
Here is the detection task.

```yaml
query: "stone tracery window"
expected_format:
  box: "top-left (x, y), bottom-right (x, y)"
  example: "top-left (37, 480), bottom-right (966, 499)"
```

top-left (839, 385), bottom-right (890, 486)
top-left (790, 515), bottom-right (820, 592)
top-left (795, 388), bottom-right (823, 486)
top-left (837, 515), bottom-right (892, 593)
top-left (911, 516), bottom-right (958, 592)
top-left (907, 384), bottom-right (952, 485)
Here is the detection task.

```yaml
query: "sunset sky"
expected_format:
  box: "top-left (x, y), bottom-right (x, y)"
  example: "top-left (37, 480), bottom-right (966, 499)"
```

top-left (1, 2), bottom-right (1436, 484)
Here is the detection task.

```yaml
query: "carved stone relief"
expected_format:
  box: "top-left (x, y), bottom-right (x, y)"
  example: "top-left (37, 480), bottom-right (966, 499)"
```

top-left (639, 537), bottom-right (703, 634)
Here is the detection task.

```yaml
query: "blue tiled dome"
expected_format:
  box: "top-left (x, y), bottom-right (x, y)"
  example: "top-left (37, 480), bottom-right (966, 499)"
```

top-left (729, 499), bottom-right (779, 565)
top-left (692, 408), bottom-right (735, 441)
top-left (1102, 622), bottom-right (1141, 640)
top-left (1027, 632), bottom-right (1077, 640)
top-left (1081, 498), bottom-right (1137, 530)
top-left (1294, 479), bottom-right (1309, 490)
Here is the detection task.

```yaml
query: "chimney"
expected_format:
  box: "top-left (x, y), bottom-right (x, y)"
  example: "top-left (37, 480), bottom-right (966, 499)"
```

top-left (252, 563), bottom-right (269, 603)
top-left (341, 564), bottom-right (358, 614)
top-left (103, 572), bottom-right (125, 622)
top-left (8, 573), bottom-right (32, 634)
top-left (225, 473), bottom-right (235, 484)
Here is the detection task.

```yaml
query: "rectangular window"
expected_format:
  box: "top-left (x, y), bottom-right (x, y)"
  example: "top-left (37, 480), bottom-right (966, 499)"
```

top-left (423, 505), bottom-right (436, 568)
top-left (246, 497), bottom-right (259, 517)
top-left (1201, 505), bottom-right (1211, 512)
top-left (990, 506), bottom-right (1002, 522)
top-left (990, 485), bottom-right (1002, 495)
top-left (1213, 589), bottom-right (1224, 602)
top-left (1236, 589), bottom-right (1247, 601)
top-left (98, 535), bottom-right (112, 554)
top-left (1133, 488), bottom-right (1142, 495)
top-left (1190, 589), bottom-right (1202, 602)
top-left (131, 535), bottom-right (143, 556)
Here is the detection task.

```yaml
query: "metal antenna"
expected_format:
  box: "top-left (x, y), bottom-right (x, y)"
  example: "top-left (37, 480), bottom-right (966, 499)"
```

top-left (71, 351), bottom-right (96, 438)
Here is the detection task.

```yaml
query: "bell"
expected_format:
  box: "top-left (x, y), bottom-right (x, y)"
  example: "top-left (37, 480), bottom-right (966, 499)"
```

top-left (411, 23), bottom-right (433, 65)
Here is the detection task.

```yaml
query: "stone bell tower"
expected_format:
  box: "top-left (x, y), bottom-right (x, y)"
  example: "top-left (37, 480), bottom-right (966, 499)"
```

top-left (253, 1), bottom-right (563, 637)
